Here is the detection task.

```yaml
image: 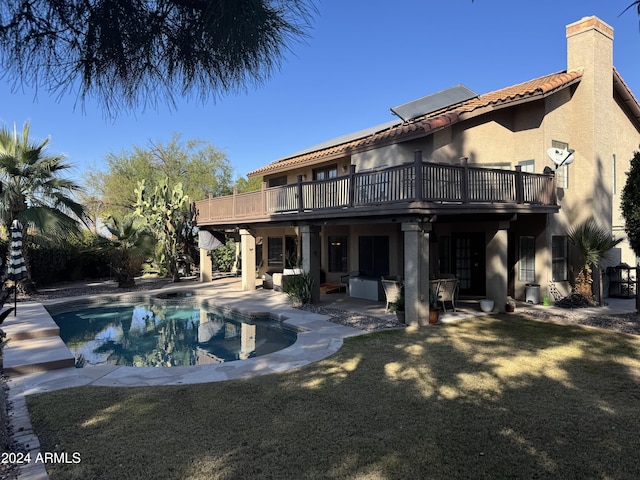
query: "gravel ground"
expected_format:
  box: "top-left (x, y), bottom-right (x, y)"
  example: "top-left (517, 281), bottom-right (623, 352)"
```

top-left (306, 303), bottom-right (640, 336)
top-left (516, 304), bottom-right (640, 336)
top-left (298, 304), bottom-right (406, 331)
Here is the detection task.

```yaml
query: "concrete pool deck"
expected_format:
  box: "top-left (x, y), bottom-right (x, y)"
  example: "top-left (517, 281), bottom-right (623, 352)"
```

top-left (14, 289), bottom-right (368, 390)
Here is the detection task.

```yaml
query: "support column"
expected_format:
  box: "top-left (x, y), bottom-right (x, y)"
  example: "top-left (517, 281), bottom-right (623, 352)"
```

top-left (199, 248), bottom-right (213, 282)
top-left (300, 225), bottom-right (321, 303)
top-left (486, 224), bottom-right (509, 312)
top-left (239, 229), bottom-right (256, 291)
top-left (402, 222), bottom-right (431, 326)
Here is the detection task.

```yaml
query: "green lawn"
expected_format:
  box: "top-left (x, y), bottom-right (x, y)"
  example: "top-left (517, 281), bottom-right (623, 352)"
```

top-left (27, 316), bottom-right (640, 480)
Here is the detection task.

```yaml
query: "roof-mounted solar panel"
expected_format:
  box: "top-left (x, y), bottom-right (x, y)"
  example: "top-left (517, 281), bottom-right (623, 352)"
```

top-left (279, 119), bottom-right (401, 160)
top-left (390, 85), bottom-right (478, 122)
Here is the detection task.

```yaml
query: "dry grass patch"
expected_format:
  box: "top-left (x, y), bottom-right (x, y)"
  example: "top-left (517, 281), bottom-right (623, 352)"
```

top-left (27, 315), bottom-right (640, 479)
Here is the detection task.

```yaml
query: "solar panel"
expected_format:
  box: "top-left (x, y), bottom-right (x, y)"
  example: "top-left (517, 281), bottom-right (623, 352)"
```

top-left (390, 85), bottom-right (478, 122)
top-left (277, 119), bottom-right (401, 160)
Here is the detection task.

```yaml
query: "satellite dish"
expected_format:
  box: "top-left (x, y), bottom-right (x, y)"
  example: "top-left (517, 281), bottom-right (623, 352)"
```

top-left (547, 148), bottom-right (575, 168)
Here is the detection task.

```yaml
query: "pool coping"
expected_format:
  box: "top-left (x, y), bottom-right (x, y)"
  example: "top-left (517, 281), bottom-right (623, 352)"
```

top-left (9, 281), bottom-right (366, 392)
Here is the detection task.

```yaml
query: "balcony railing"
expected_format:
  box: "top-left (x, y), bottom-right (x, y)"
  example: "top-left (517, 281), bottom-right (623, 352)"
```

top-left (195, 155), bottom-right (557, 225)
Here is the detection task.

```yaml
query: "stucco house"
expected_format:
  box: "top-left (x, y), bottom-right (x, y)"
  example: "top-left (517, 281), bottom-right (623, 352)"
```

top-left (195, 16), bottom-right (640, 324)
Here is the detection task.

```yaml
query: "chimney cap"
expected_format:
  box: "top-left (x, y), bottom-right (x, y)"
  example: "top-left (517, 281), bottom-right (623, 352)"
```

top-left (566, 16), bottom-right (613, 40)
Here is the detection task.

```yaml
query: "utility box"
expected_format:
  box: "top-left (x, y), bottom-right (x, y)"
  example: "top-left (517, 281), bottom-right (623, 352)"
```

top-left (525, 284), bottom-right (540, 304)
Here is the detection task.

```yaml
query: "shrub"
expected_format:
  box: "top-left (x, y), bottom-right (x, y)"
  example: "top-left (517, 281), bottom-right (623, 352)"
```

top-left (211, 240), bottom-right (236, 272)
top-left (28, 244), bottom-right (73, 285)
top-left (282, 272), bottom-right (315, 306)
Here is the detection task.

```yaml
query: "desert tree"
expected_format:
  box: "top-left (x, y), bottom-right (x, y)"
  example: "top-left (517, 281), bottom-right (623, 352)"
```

top-left (86, 134), bottom-right (234, 220)
top-left (0, 0), bottom-right (315, 115)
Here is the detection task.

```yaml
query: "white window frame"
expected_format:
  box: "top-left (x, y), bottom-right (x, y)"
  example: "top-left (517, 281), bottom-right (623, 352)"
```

top-left (519, 236), bottom-right (536, 282)
top-left (552, 140), bottom-right (569, 188)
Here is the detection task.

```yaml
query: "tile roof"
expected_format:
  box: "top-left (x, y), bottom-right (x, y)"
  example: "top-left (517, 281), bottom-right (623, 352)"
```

top-left (248, 70), bottom-right (584, 177)
top-left (614, 67), bottom-right (640, 127)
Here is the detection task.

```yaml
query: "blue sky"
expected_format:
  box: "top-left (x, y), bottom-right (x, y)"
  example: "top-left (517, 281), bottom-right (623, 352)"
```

top-left (2, 0), bottom-right (639, 185)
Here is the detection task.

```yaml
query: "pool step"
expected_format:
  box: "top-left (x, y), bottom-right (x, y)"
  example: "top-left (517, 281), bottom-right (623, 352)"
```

top-left (2, 336), bottom-right (75, 375)
top-left (3, 320), bottom-right (60, 341)
top-left (2, 301), bottom-right (75, 375)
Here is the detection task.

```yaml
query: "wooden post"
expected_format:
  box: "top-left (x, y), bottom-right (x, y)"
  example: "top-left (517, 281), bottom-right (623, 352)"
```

top-left (460, 157), bottom-right (469, 203)
top-left (261, 181), bottom-right (267, 215)
top-left (414, 151), bottom-right (423, 201)
top-left (297, 175), bottom-right (304, 213)
top-left (348, 165), bottom-right (356, 207)
top-left (515, 165), bottom-right (524, 204)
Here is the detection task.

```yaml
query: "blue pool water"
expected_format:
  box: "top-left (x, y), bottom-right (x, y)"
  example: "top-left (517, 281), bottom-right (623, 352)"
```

top-left (48, 300), bottom-right (297, 368)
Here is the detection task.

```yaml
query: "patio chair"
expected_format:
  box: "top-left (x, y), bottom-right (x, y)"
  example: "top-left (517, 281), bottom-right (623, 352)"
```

top-left (437, 278), bottom-right (459, 312)
top-left (381, 276), bottom-right (403, 312)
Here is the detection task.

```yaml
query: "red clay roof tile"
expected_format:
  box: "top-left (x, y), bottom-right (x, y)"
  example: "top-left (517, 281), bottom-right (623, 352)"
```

top-left (249, 70), bottom-right (584, 177)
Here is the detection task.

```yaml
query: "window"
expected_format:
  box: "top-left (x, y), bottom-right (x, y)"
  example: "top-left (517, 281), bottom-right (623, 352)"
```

top-left (313, 165), bottom-right (338, 180)
top-left (552, 140), bottom-right (569, 188)
top-left (358, 236), bottom-right (389, 278)
top-left (267, 237), bottom-right (283, 267)
top-left (552, 235), bottom-right (568, 281)
top-left (556, 165), bottom-right (568, 188)
top-left (480, 163), bottom-right (511, 170)
top-left (268, 176), bottom-right (287, 187)
top-left (285, 235), bottom-right (298, 268)
top-left (519, 236), bottom-right (535, 282)
top-left (518, 160), bottom-right (535, 172)
top-left (328, 236), bottom-right (348, 272)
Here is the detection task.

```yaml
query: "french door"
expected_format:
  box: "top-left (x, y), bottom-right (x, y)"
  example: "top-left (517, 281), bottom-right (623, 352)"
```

top-left (453, 233), bottom-right (486, 296)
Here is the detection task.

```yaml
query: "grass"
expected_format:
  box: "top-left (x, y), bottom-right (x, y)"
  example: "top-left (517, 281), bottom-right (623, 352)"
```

top-left (27, 315), bottom-right (640, 480)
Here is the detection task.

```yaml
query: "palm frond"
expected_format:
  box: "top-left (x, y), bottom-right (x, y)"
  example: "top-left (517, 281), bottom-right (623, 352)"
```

top-left (568, 219), bottom-right (623, 268)
top-left (0, 121), bottom-right (88, 240)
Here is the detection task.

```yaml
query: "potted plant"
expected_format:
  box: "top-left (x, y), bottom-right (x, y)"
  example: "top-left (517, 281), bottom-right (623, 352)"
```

top-left (429, 288), bottom-right (441, 324)
top-left (389, 292), bottom-right (405, 322)
top-left (505, 297), bottom-right (516, 313)
top-left (479, 298), bottom-right (495, 313)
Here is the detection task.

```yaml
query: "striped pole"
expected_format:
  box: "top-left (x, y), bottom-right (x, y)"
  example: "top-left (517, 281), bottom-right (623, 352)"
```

top-left (8, 220), bottom-right (27, 316)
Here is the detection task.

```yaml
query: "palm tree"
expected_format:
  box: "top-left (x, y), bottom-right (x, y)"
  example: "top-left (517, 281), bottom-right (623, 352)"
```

top-left (101, 217), bottom-right (156, 288)
top-left (0, 122), bottom-right (87, 291)
top-left (568, 219), bottom-right (623, 304)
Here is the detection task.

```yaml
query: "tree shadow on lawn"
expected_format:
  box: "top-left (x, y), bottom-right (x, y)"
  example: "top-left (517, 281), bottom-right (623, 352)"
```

top-left (27, 315), bottom-right (640, 480)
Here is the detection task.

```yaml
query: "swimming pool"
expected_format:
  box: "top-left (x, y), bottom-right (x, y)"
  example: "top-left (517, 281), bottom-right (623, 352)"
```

top-left (47, 297), bottom-right (297, 368)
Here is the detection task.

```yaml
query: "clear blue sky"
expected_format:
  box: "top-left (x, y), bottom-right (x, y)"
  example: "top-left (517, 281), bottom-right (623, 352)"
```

top-left (1, 0), bottom-right (639, 185)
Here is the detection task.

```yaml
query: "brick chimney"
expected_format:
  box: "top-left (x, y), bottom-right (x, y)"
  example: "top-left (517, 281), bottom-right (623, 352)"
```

top-left (564, 16), bottom-right (615, 224)
top-left (566, 16), bottom-right (613, 74)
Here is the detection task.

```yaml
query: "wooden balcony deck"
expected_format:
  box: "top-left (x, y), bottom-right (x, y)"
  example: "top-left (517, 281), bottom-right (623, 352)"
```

top-left (195, 157), bottom-right (558, 228)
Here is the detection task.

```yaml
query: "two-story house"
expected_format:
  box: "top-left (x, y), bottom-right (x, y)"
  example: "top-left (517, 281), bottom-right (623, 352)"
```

top-left (195, 16), bottom-right (640, 325)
